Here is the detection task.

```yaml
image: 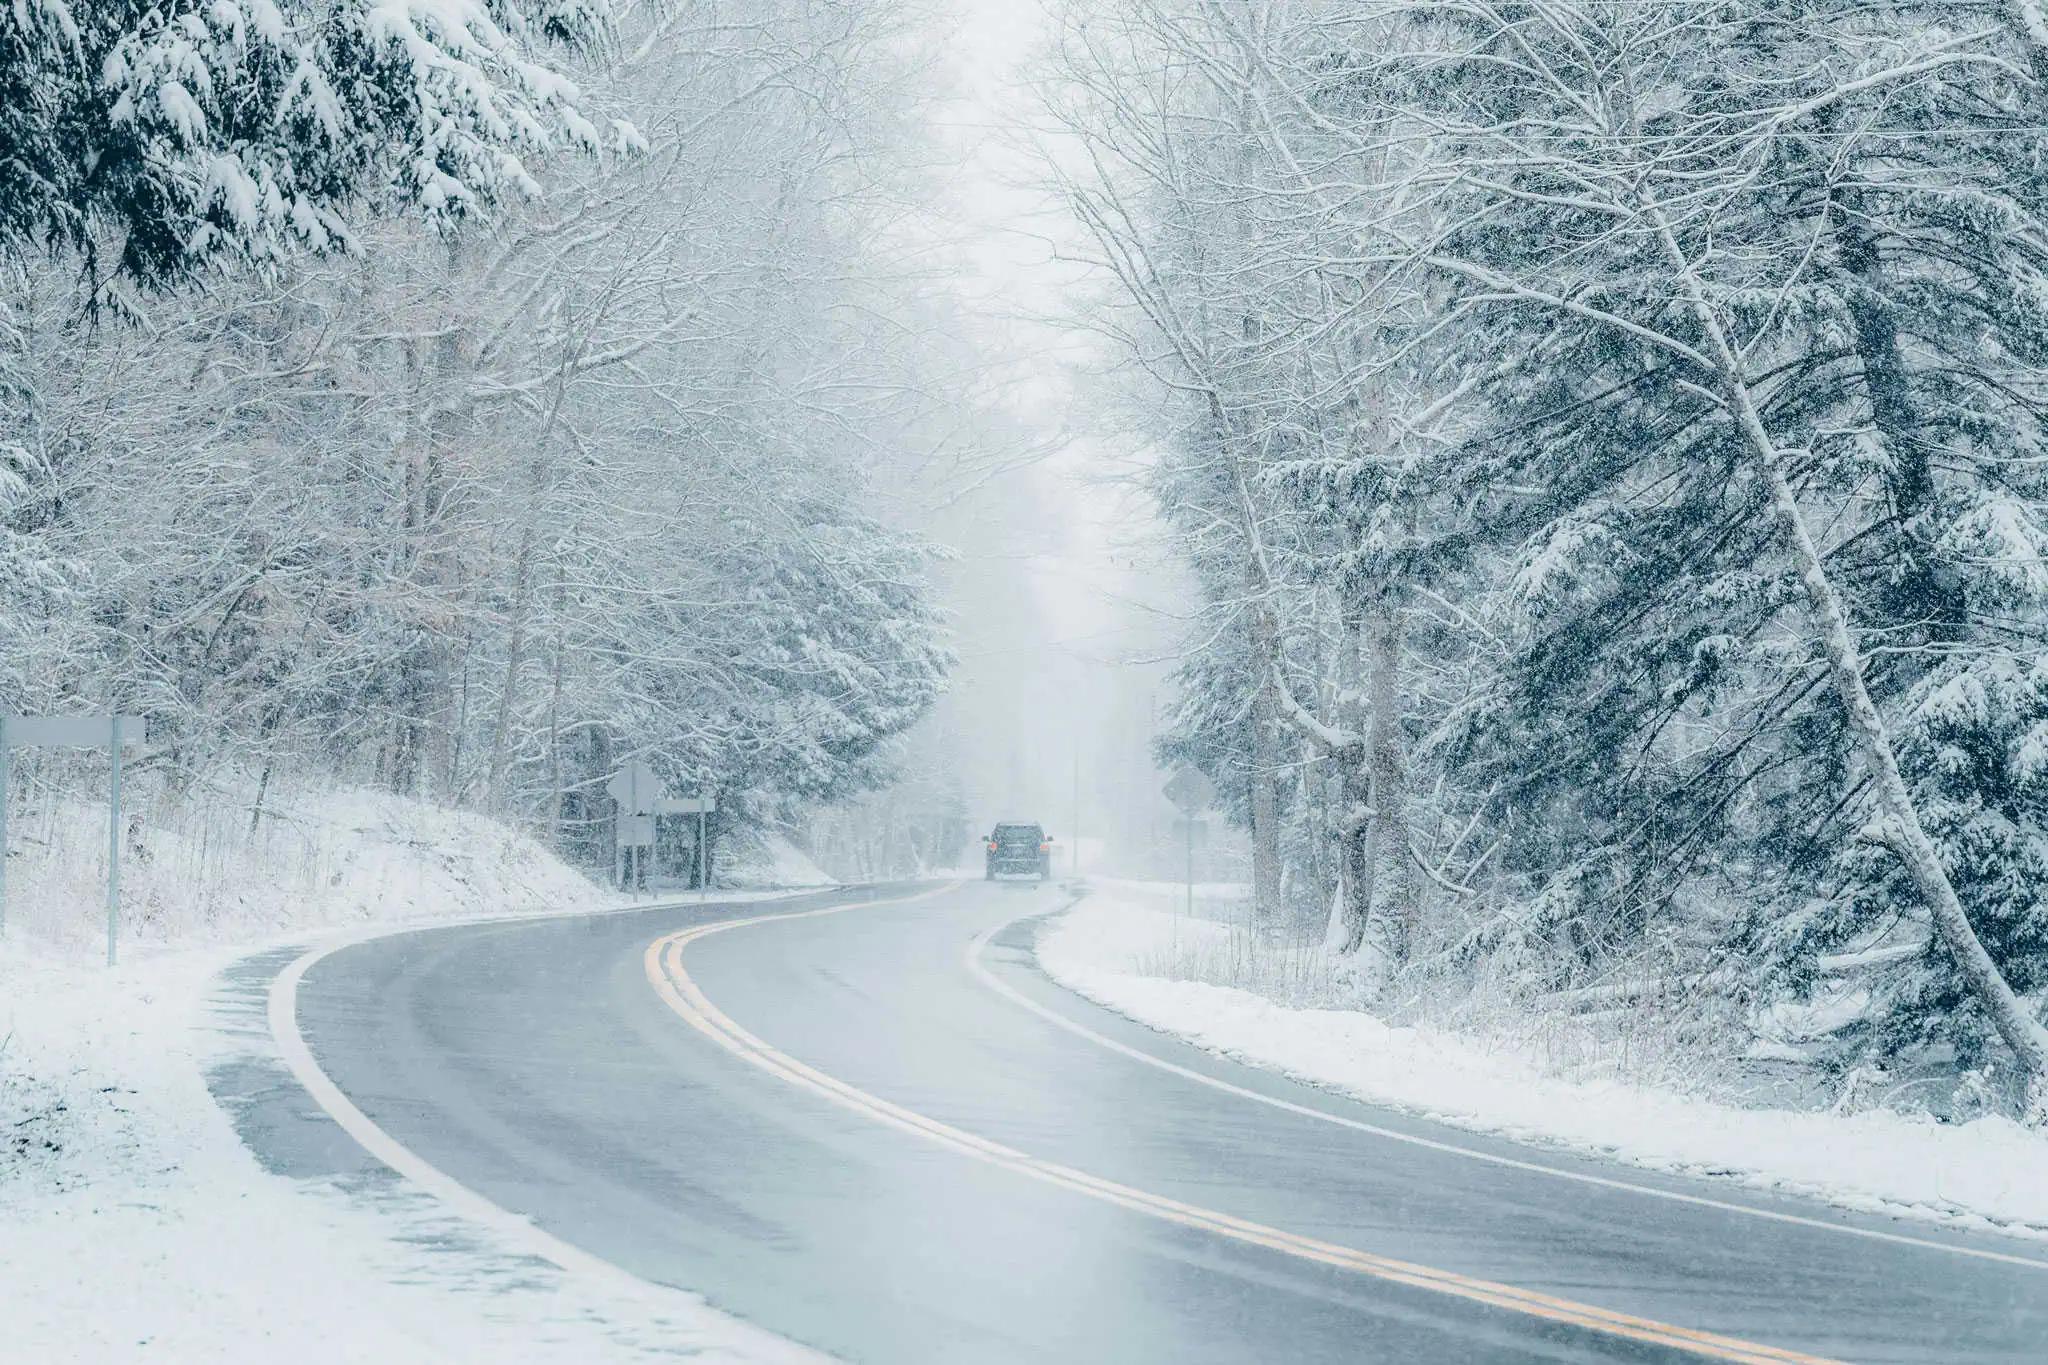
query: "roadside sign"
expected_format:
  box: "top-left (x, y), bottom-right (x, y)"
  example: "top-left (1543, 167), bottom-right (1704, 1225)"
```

top-left (1163, 764), bottom-right (1216, 814)
top-left (671, 792), bottom-right (716, 901)
top-left (0, 713), bottom-right (149, 964)
top-left (607, 759), bottom-right (663, 815)
top-left (653, 795), bottom-right (715, 815)
top-left (1162, 765), bottom-right (1215, 922)
top-left (7, 715), bottom-right (146, 747)
top-left (604, 760), bottom-right (717, 897)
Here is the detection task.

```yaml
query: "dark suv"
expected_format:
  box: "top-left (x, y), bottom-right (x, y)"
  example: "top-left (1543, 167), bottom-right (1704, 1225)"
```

top-left (985, 822), bottom-right (1052, 881)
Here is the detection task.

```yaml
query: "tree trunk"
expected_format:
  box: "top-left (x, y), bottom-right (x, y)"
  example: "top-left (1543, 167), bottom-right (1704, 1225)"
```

top-left (544, 572), bottom-right (567, 849)
top-left (1362, 603), bottom-right (1415, 961)
top-left (1333, 759), bottom-right (1376, 960)
top-left (1247, 596), bottom-right (1284, 926)
top-left (246, 707), bottom-right (282, 839)
top-left (487, 527), bottom-right (535, 813)
top-left (391, 246), bottom-right (470, 803)
top-left (382, 366), bottom-right (433, 796)
top-left (1330, 614), bottom-right (1395, 980)
top-left (444, 619), bottom-right (474, 803)
top-left (1829, 199), bottom-right (1959, 645)
top-left (1759, 451), bottom-right (2048, 1121)
top-left (1652, 213), bottom-right (2048, 1120)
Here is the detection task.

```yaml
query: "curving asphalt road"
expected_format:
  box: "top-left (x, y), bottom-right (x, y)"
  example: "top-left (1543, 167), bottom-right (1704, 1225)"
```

top-left (275, 881), bottom-right (2048, 1363)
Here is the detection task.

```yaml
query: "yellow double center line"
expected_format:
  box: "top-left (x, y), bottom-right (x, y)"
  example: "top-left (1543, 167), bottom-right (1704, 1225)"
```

top-left (644, 888), bottom-right (1836, 1364)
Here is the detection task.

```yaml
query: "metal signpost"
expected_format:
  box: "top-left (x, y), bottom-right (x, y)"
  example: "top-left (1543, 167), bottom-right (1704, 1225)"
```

top-left (1, 713), bottom-right (148, 965)
top-left (654, 795), bottom-right (716, 900)
top-left (1163, 764), bottom-right (1217, 920)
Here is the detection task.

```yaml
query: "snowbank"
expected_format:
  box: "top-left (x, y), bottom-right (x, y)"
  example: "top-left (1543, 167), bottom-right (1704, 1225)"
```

top-left (0, 948), bottom-right (813, 1364)
top-left (723, 831), bottom-right (837, 889)
top-left (1, 786), bottom-right (813, 1363)
top-left (3, 785), bottom-right (621, 958)
top-left (1084, 875), bottom-right (1249, 920)
top-left (1039, 895), bottom-right (2048, 1241)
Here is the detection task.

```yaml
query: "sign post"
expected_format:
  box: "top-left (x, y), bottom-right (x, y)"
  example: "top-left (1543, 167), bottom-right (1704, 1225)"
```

top-left (607, 762), bottom-right (717, 897)
top-left (652, 794), bottom-right (716, 899)
top-left (107, 713), bottom-right (122, 966)
top-left (1163, 764), bottom-right (1217, 921)
top-left (607, 759), bottom-right (662, 893)
top-left (1, 713), bottom-right (148, 963)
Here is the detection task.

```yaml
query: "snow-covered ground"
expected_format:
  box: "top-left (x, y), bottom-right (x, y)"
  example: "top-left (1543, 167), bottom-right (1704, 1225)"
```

top-left (1, 787), bottom-right (817, 1363)
top-left (2, 785), bottom-right (625, 955)
top-left (1082, 876), bottom-right (1251, 917)
top-left (723, 831), bottom-right (838, 890)
top-left (1039, 892), bottom-right (2048, 1242)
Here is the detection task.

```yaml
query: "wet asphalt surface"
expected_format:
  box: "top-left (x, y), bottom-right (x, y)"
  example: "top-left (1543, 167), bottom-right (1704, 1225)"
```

top-left (260, 881), bottom-right (2048, 1362)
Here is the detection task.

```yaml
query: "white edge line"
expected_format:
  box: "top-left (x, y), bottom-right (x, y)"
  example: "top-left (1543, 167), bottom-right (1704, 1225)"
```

top-left (965, 903), bottom-right (2048, 1273)
top-left (262, 894), bottom-right (840, 1361)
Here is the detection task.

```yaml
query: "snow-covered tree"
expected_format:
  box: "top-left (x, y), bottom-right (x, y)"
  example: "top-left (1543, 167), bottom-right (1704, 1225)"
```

top-left (1047, 0), bottom-right (2048, 1119)
top-left (1, 0), bottom-right (625, 295)
top-left (1, 0), bottom-right (958, 876)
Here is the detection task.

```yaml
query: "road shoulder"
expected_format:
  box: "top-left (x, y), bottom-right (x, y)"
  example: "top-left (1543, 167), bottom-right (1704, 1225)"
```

top-left (1, 902), bottom-right (824, 1364)
top-left (1032, 891), bottom-right (2048, 1251)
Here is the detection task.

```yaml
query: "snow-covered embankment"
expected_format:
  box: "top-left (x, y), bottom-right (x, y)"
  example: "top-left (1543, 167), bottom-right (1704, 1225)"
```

top-left (0, 788), bottom-right (816, 1363)
top-left (1038, 893), bottom-right (2048, 1241)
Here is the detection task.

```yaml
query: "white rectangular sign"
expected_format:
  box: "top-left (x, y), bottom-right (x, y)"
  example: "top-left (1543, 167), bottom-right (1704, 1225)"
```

top-left (617, 813), bottom-right (656, 846)
top-left (653, 795), bottom-right (716, 815)
top-left (4, 714), bottom-right (147, 747)
top-left (0, 712), bottom-right (148, 964)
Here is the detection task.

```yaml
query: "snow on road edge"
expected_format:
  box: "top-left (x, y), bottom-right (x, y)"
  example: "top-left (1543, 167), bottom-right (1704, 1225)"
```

top-left (1037, 894), bottom-right (2048, 1243)
top-left (1, 791), bottom-right (825, 1364)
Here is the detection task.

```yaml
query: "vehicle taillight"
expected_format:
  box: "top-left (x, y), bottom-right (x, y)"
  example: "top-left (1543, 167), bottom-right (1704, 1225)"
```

top-left (1039, 842), bottom-right (1051, 852)
top-left (987, 841), bottom-right (998, 852)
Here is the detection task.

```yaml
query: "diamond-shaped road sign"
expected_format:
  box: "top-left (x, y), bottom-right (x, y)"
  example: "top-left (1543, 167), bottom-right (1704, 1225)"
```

top-left (607, 759), bottom-right (663, 816)
top-left (1163, 764), bottom-right (1217, 815)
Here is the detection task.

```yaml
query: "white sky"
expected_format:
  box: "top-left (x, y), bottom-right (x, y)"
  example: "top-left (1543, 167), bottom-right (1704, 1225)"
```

top-left (902, 0), bottom-right (1189, 864)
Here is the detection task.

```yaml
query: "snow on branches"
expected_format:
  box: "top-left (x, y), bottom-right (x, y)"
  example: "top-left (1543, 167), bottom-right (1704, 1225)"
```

top-left (1, 0), bottom-right (633, 293)
top-left (0, 0), bottom-right (954, 883)
top-left (1049, 0), bottom-right (2048, 1119)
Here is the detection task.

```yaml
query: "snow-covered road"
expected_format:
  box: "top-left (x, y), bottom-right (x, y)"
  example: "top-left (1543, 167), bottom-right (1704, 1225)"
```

top-left (253, 881), bottom-right (2046, 1362)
